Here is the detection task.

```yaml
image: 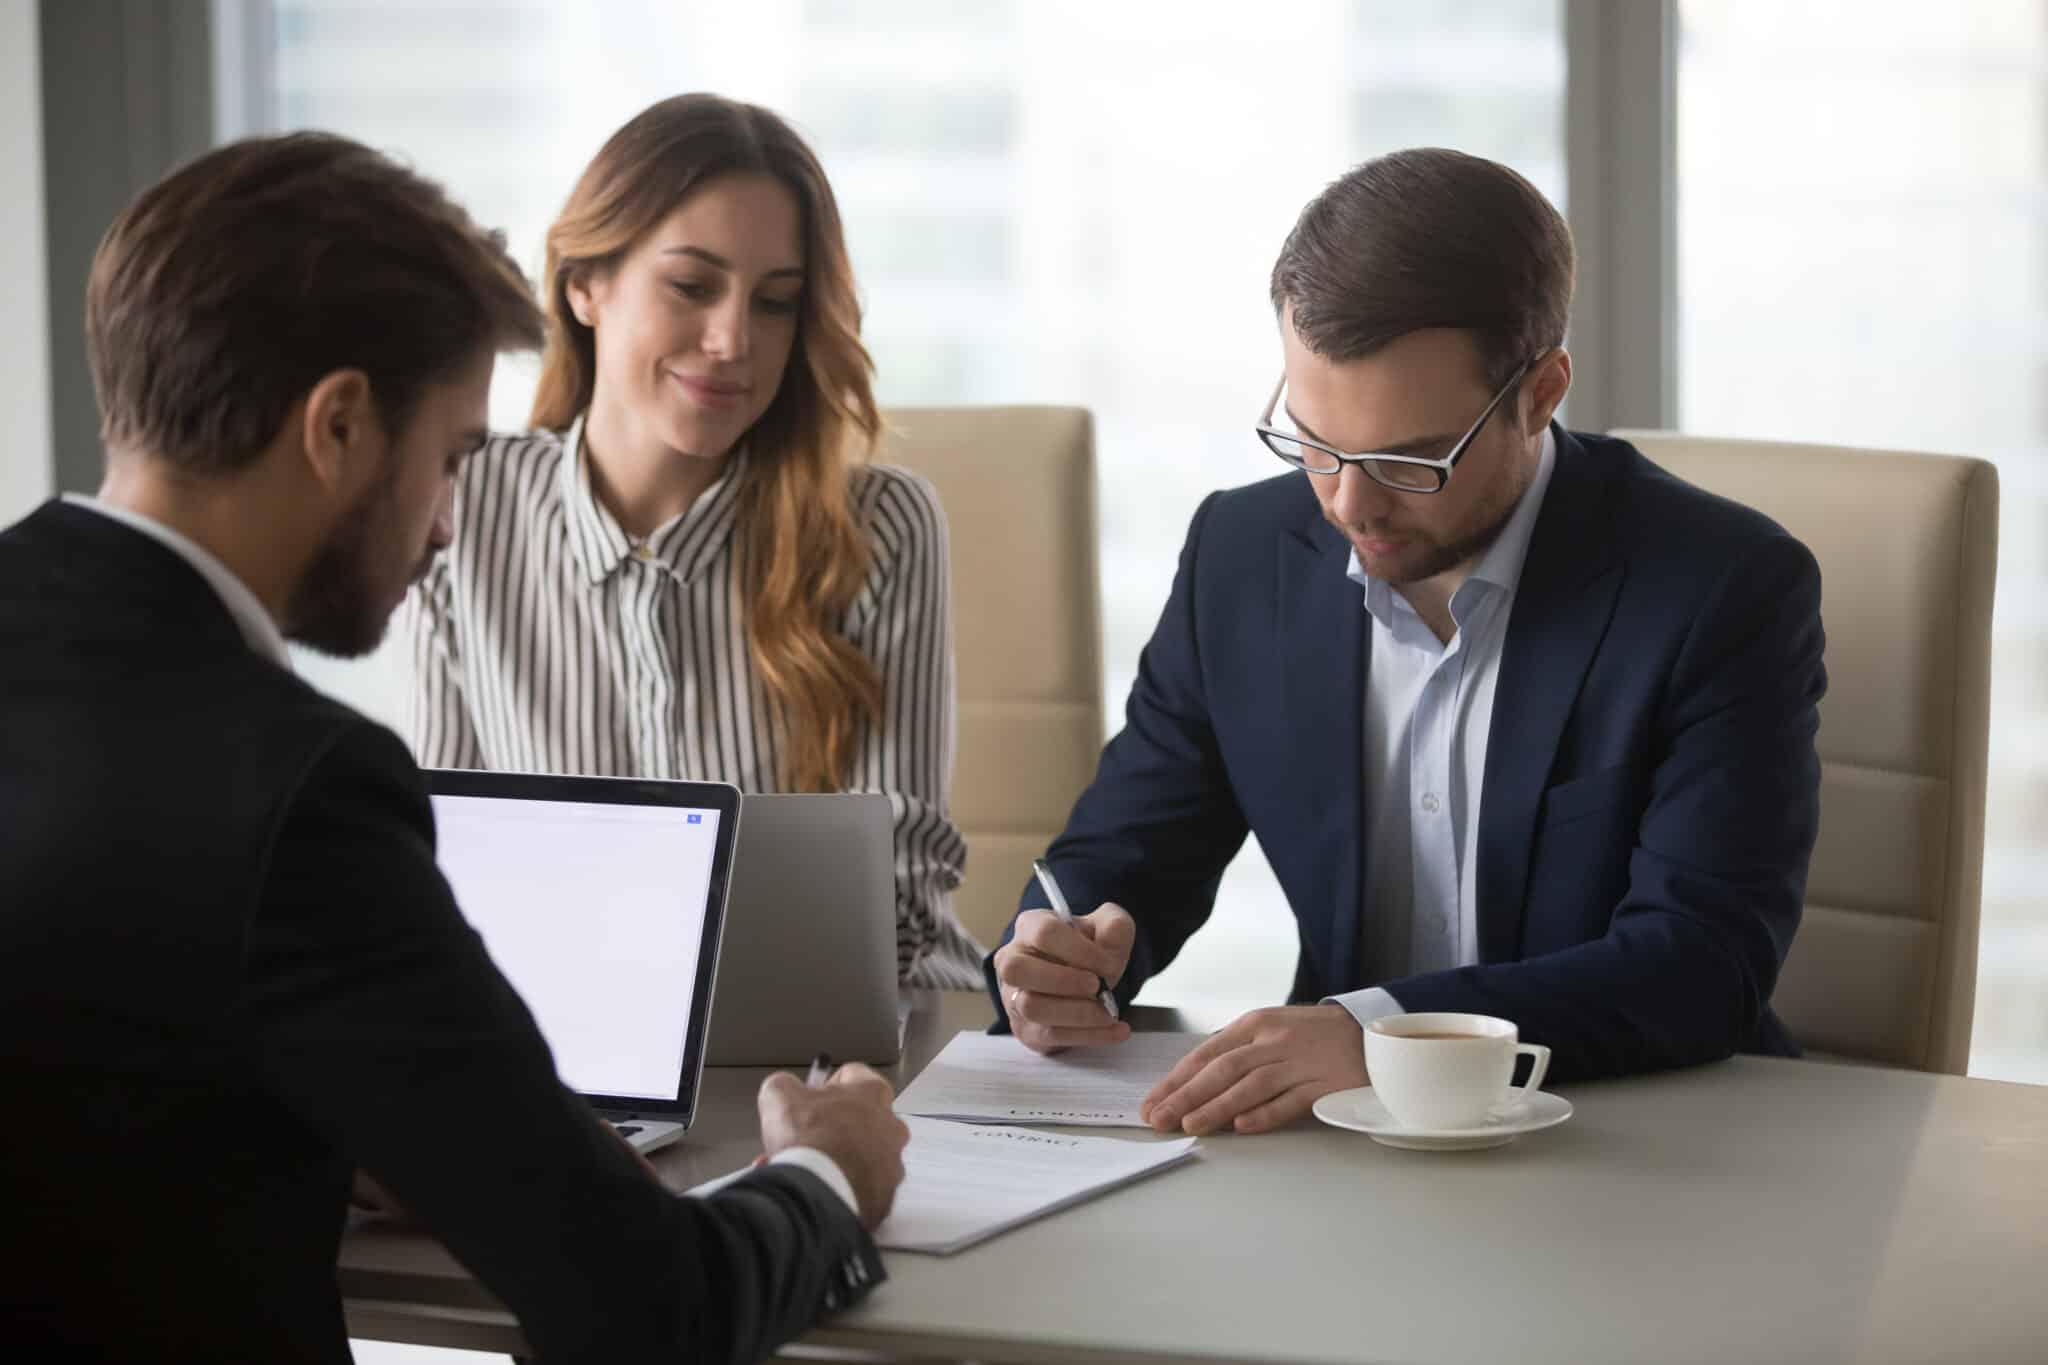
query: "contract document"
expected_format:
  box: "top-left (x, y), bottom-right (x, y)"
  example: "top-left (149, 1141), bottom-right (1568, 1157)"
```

top-left (875, 1116), bottom-right (1199, 1253)
top-left (689, 1116), bottom-right (1199, 1255)
top-left (892, 1030), bottom-right (1208, 1127)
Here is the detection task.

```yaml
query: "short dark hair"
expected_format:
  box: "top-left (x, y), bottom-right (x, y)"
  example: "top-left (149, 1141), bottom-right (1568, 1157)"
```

top-left (86, 132), bottom-right (546, 474)
top-left (1269, 147), bottom-right (1575, 389)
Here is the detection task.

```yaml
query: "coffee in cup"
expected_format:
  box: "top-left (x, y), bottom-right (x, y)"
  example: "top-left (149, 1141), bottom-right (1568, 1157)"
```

top-left (1364, 1012), bottom-right (1550, 1131)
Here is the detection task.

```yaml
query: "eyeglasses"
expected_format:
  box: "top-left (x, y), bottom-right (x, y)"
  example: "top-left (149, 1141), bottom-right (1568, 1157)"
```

top-left (1254, 355), bottom-right (1535, 494)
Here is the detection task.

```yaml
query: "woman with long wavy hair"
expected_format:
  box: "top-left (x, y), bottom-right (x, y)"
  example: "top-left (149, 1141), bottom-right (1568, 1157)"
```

top-left (402, 93), bottom-right (982, 985)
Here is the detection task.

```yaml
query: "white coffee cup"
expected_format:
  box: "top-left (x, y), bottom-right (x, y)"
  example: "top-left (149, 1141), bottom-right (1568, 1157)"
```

top-left (1364, 1012), bottom-right (1551, 1131)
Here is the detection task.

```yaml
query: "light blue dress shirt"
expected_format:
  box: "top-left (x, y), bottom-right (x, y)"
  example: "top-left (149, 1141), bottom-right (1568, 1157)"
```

top-left (1328, 427), bottom-right (1558, 1033)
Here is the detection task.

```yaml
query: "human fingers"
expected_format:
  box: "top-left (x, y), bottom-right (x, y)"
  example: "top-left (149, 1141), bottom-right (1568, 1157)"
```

top-left (1144, 1039), bottom-right (1285, 1134)
top-left (866, 1123), bottom-right (910, 1225)
top-left (995, 949), bottom-right (1106, 1001)
top-left (1173, 1059), bottom-right (1302, 1136)
top-left (1140, 1016), bottom-right (1256, 1120)
top-left (1231, 1081), bottom-right (1329, 1134)
top-left (1013, 907), bottom-right (1123, 984)
top-left (1068, 903), bottom-right (1137, 985)
top-left (755, 1072), bottom-right (805, 1151)
top-left (1013, 1015), bottom-right (1133, 1055)
top-left (1008, 987), bottom-right (1122, 1031)
top-left (824, 1061), bottom-right (895, 1106)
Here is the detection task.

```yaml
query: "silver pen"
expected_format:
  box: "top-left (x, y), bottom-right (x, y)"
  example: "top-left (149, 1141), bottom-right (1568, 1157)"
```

top-left (1030, 858), bottom-right (1121, 1022)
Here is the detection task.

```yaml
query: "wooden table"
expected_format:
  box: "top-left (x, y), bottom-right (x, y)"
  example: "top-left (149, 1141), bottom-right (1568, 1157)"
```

top-left (341, 991), bottom-right (2048, 1363)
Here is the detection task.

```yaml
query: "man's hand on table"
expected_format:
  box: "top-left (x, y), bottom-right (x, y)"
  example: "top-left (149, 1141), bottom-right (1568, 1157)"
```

top-left (993, 903), bottom-right (1136, 1053)
top-left (1141, 1004), bottom-right (1366, 1136)
top-left (757, 1062), bottom-right (909, 1229)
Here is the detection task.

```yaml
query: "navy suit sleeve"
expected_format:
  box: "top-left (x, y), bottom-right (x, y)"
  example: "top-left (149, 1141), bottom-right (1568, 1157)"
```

top-left (984, 492), bottom-right (1252, 1027)
top-left (242, 721), bottom-right (883, 1362)
top-left (1384, 534), bottom-right (1825, 1080)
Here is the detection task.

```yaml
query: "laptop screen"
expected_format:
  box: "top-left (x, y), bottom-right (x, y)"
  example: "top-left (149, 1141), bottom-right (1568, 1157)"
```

top-left (430, 789), bottom-right (724, 1103)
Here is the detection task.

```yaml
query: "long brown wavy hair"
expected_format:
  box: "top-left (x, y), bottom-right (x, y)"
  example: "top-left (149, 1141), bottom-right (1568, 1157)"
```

top-left (532, 94), bottom-right (882, 793)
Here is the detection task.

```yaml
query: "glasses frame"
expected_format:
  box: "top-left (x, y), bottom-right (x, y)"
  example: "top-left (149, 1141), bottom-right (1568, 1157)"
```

top-left (1255, 354), bottom-right (1537, 494)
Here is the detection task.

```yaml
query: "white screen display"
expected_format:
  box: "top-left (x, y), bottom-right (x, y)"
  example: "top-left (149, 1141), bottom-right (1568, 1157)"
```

top-left (430, 793), bottom-right (720, 1101)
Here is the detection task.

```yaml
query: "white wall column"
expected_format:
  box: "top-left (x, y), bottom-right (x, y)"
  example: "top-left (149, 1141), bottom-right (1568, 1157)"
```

top-left (1564, 0), bottom-right (1678, 431)
top-left (2, 2), bottom-right (53, 523)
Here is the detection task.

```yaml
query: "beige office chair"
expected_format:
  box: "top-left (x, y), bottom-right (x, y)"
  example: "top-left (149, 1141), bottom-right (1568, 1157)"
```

top-left (1613, 431), bottom-right (1998, 1073)
top-left (874, 407), bottom-right (1104, 950)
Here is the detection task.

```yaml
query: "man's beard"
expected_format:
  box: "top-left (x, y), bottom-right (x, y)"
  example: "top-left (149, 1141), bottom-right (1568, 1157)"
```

top-left (286, 470), bottom-right (429, 659)
top-left (1334, 446), bottom-right (1536, 586)
top-left (1362, 498), bottom-right (1519, 584)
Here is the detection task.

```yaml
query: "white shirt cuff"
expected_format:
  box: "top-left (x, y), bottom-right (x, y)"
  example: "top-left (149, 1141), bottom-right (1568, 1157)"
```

top-left (1324, 987), bottom-right (1407, 1050)
top-left (767, 1145), bottom-right (859, 1215)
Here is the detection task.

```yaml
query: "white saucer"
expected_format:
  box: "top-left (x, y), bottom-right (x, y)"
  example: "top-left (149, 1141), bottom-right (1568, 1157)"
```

top-left (1312, 1087), bottom-right (1574, 1151)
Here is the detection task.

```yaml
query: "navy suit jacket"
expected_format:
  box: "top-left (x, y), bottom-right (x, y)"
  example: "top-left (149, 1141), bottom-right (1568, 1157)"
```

top-left (990, 427), bottom-right (1825, 1081)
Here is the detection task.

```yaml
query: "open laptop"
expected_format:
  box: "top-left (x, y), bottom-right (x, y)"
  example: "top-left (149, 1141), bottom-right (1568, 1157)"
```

top-left (706, 793), bottom-right (902, 1066)
top-left (425, 769), bottom-right (741, 1154)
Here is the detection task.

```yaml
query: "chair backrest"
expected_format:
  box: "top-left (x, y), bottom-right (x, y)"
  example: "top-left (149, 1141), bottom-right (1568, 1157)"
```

top-left (1613, 430), bottom-right (1998, 1073)
top-left (874, 407), bottom-right (1103, 948)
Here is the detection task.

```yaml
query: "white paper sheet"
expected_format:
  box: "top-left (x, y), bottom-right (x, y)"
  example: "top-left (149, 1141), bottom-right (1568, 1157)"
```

top-left (876, 1116), bottom-right (1198, 1253)
top-left (689, 1116), bottom-right (1200, 1255)
top-left (891, 1030), bottom-right (1208, 1127)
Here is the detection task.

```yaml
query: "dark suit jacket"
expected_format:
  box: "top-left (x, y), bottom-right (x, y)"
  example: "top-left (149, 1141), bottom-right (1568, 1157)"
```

top-left (991, 427), bottom-right (1825, 1081)
top-left (0, 501), bottom-right (881, 1363)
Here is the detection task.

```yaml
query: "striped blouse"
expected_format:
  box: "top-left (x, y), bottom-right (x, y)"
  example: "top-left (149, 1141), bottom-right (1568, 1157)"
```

top-left (398, 417), bottom-right (985, 988)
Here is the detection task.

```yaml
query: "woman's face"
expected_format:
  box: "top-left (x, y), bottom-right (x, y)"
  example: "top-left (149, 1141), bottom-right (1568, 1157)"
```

top-left (569, 172), bottom-right (805, 460)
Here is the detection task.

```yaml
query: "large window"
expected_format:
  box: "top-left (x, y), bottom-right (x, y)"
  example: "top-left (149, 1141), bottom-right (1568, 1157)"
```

top-left (252, 3), bottom-right (2048, 1085)
top-left (1679, 0), bottom-right (2048, 1082)
top-left (265, 0), bottom-right (1564, 1010)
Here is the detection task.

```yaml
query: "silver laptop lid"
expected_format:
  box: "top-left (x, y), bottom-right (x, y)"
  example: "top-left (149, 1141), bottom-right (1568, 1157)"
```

top-left (424, 770), bottom-right (741, 1128)
top-left (708, 793), bottom-right (900, 1066)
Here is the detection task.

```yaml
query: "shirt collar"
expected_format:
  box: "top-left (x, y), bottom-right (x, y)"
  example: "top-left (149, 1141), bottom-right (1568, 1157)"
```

top-left (557, 413), bottom-right (749, 587)
top-left (61, 493), bottom-right (293, 670)
top-left (1346, 424), bottom-right (1559, 631)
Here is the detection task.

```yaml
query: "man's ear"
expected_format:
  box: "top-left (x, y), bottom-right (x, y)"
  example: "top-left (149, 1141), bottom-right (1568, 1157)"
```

top-left (298, 369), bottom-right (378, 494)
top-left (1520, 348), bottom-right (1572, 433)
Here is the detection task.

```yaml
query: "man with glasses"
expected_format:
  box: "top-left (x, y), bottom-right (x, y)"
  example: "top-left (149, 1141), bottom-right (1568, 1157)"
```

top-left (988, 148), bottom-right (1825, 1137)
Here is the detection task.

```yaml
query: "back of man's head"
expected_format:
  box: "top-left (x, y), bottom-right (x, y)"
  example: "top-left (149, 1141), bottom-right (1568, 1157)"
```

top-left (86, 132), bottom-right (545, 473)
top-left (1270, 148), bottom-right (1575, 390)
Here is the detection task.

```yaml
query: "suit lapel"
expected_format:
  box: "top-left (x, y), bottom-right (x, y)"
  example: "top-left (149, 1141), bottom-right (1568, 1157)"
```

top-left (1476, 427), bottom-right (1624, 963)
top-left (1279, 514), bottom-right (1367, 992)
